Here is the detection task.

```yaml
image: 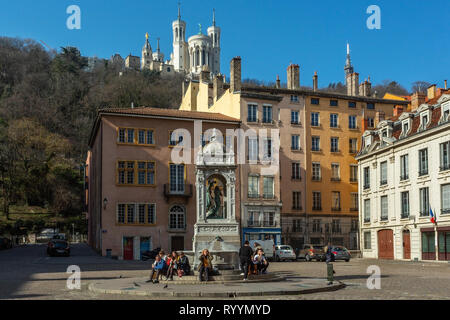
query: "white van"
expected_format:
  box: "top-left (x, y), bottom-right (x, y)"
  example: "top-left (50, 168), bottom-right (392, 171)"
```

top-left (249, 239), bottom-right (275, 261)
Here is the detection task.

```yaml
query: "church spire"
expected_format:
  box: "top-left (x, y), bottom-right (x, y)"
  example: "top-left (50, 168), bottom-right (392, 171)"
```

top-left (344, 42), bottom-right (354, 75)
top-left (177, 1), bottom-right (181, 20)
top-left (212, 8), bottom-right (216, 26)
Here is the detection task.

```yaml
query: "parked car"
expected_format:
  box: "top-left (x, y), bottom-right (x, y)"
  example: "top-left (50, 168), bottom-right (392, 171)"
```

top-left (249, 240), bottom-right (275, 260)
top-left (328, 245), bottom-right (351, 262)
top-left (0, 237), bottom-right (12, 250)
top-left (274, 245), bottom-right (297, 261)
top-left (47, 240), bottom-right (70, 257)
top-left (297, 244), bottom-right (326, 261)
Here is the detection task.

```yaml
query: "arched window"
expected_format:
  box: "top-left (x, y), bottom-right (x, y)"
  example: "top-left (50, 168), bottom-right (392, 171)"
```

top-left (202, 49), bottom-right (205, 65)
top-left (196, 49), bottom-right (199, 66)
top-left (175, 28), bottom-right (178, 40)
top-left (169, 205), bottom-right (185, 230)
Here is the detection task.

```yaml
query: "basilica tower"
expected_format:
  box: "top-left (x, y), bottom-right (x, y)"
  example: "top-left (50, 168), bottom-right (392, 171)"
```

top-left (141, 32), bottom-right (153, 69)
top-left (172, 4), bottom-right (188, 72)
top-left (207, 9), bottom-right (221, 75)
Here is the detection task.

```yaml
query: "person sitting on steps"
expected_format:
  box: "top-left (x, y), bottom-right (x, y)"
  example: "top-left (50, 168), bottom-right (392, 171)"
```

top-left (146, 255), bottom-right (165, 283)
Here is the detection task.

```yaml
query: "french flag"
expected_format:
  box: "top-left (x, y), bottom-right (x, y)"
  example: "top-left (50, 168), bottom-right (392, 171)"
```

top-left (430, 208), bottom-right (436, 224)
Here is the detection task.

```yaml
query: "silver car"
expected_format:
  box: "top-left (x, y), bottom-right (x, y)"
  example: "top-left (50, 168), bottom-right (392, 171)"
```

top-left (274, 245), bottom-right (297, 262)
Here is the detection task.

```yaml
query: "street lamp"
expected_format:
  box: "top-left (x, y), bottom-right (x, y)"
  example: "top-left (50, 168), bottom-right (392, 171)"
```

top-left (103, 198), bottom-right (108, 210)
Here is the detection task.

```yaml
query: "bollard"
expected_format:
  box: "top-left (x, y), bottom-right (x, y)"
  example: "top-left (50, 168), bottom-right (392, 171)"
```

top-left (327, 263), bottom-right (334, 284)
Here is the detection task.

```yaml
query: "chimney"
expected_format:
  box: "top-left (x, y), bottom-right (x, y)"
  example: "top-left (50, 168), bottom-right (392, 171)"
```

top-left (230, 57), bottom-right (241, 93)
top-left (393, 105), bottom-right (404, 117)
top-left (287, 64), bottom-right (300, 90)
top-left (313, 71), bottom-right (318, 92)
top-left (427, 84), bottom-right (436, 100)
top-left (411, 92), bottom-right (426, 111)
top-left (213, 74), bottom-right (224, 101)
top-left (200, 66), bottom-right (211, 83)
top-left (276, 75), bottom-right (281, 89)
top-left (361, 117), bottom-right (369, 132)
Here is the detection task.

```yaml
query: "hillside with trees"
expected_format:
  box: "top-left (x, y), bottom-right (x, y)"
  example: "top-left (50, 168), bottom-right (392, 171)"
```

top-left (0, 37), bottom-right (183, 237)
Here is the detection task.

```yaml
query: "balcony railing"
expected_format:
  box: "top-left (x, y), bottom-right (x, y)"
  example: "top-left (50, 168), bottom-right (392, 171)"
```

top-left (350, 207), bottom-right (359, 212)
top-left (331, 177), bottom-right (341, 182)
top-left (247, 220), bottom-right (277, 227)
top-left (442, 208), bottom-right (450, 215)
top-left (350, 178), bottom-right (358, 183)
top-left (418, 170), bottom-right (428, 177)
top-left (363, 184), bottom-right (371, 190)
top-left (401, 213), bottom-right (410, 219)
top-left (312, 176), bottom-right (321, 181)
top-left (163, 184), bottom-right (193, 198)
top-left (440, 164), bottom-right (450, 171)
top-left (380, 216), bottom-right (388, 221)
top-left (364, 218), bottom-right (370, 223)
top-left (380, 179), bottom-right (388, 186)
top-left (420, 211), bottom-right (429, 217)
top-left (292, 206), bottom-right (303, 210)
top-left (400, 174), bottom-right (409, 181)
top-left (331, 207), bottom-right (341, 211)
top-left (312, 206), bottom-right (322, 211)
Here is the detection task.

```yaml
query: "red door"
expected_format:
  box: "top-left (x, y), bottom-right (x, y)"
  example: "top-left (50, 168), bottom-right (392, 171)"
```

top-left (378, 229), bottom-right (394, 260)
top-left (123, 237), bottom-right (134, 260)
top-left (403, 230), bottom-right (411, 259)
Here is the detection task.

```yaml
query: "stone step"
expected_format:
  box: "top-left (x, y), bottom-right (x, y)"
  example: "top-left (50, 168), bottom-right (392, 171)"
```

top-left (167, 273), bottom-right (279, 282)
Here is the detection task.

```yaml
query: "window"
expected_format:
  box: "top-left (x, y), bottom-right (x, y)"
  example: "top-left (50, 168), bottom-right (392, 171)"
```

top-left (364, 231), bottom-right (371, 249)
top-left (264, 212), bottom-right (275, 226)
top-left (419, 148), bottom-right (428, 176)
top-left (248, 211), bottom-right (261, 226)
top-left (331, 163), bottom-right (340, 181)
top-left (137, 204), bottom-right (156, 224)
top-left (351, 193), bottom-right (358, 211)
top-left (331, 137), bottom-right (339, 152)
top-left (349, 115), bottom-right (357, 129)
top-left (332, 192), bottom-right (341, 211)
top-left (401, 191), bottom-right (410, 218)
top-left (293, 219), bottom-right (302, 232)
top-left (247, 104), bottom-right (258, 122)
top-left (311, 112), bottom-right (320, 126)
top-left (312, 163), bottom-right (321, 181)
top-left (440, 141), bottom-right (450, 171)
top-left (312, 136), bottom-right (320, 151)
top-left (118, 128), bottom-right (126, 143)
top-left (262, 105), bottom-right (273, 123)
top-left (138, 129), bottom-right (154, 145)
top-left (380, 161), bottom-right (388, 185)
top-left (248, 176), bottom-right (259, 198)
top-left (311, 98), bottom-right (320, 105)
top-left (332, 219), bottom-right (341, 233)
top-left (367, 117), bottom-right (375, 128)
top-left (364, 199), bottom-right (370, 222)
top-left (330, 114), bottom-right (338, 128)
top-left (292, 162), bottom-right (301, 180)
top-left (117, 161), bottom-right (138, 185)
top-left (348, 101), bottom-right (356, 108)
top-left (263, 176), bottom-right (274, 199)
top-left (248, 137), bottom-right (258, 162)
top-left (350, 165), bottom-right (358, 182)
top-left (367, 103), bottom-right (375, 110)
top-left (127, 129), bottom-right (135, 143)
top-left (169, 205), bottom-right (185, 230)
top-left (442, 184), bottom-right (450, 215)
top-left (137, 161), bottom-right (156, 185)
top-left (349, 138), bottom-right (358, 153)
top-left (421, 113), bottom-right (429, 129)
top-left (127, 204), bottom-right (135, 224)
top-left (293, 191), bottom-right (302, 210)
top-left (420, 187), bottom-right (430, 216)
top-left (117, 204), bottom-right (125, 224)
top-left (380, 196), bottom-right (388, 221)
top-left (169, 130), bottom-right (184, 146)
top-left (169, 163), bottom-right (185, 193)
top-left (263, 138), bottom-right (272, 160)
top-left (330, 100), bottom-right (338, 107)
top-left (312, 192), bottom-right (321, 210)
top-left (291, 110), bottom-right (299, 124)
top-left (402, 121), bottom-right (409, 135)
top-left (291, 95), bottom-right (298, 102)
top-left (291, 135), bottom-right (300, 150)
top-left (400, 154), bottom-right (409, 180)
top-left (312, 219), bottom-right (321, 233)
top-left (364, 167), bottom-right (370, 189)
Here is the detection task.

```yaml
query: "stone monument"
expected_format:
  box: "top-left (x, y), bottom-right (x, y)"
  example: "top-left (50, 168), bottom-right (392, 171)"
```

top-left (192, 129), bottom-right (240, 270)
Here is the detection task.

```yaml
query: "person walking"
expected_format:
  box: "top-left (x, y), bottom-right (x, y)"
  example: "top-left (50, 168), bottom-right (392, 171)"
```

top-left (146, 255), bottom-right (165, 283)
top-left (239, 240), bottom-right (254, 280)
top-left (198, 249), bottom-right (213, 282)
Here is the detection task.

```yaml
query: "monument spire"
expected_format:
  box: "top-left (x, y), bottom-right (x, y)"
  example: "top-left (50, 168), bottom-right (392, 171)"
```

top-left (213, 8), bottom-right (216, 26)
top-left (177, 1), bottom-right (181, 20)
top-left (344, 42), bottom-right (354, 76)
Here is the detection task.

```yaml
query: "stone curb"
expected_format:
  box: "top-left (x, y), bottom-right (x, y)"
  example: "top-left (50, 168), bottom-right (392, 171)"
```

top-left (88, 281), bottom-right (346, 298)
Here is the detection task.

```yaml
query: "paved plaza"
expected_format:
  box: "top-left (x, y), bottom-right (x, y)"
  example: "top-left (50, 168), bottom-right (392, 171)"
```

top-left (0, 244), bottom-right (449, 300)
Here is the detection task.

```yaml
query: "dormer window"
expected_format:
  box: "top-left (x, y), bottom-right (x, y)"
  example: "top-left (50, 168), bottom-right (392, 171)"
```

top-left (364, 135), bottom-right (372, 147)
top-left (420, 112), bottom-right (429, 130)
top-left (441, 101), bottom-right (450, 122)
top-left (403, 122), bottom-right (409, 133)
top-left (382, 129), bottom-right (387, 137)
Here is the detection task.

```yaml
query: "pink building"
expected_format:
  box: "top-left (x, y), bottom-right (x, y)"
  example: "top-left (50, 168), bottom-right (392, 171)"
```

top-left (86, 107), bottom-right (240, 259)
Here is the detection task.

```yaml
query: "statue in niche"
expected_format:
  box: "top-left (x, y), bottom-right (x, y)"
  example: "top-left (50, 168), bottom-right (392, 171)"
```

top-left (205, 176), bottom-right (226, 219)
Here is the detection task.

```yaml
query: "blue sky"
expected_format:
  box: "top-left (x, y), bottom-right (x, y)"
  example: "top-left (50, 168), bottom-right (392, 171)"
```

top-left (1, 0), bottom-right (449, 91)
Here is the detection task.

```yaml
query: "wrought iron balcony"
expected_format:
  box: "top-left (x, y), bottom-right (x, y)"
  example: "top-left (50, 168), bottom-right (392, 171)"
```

top-left (440, 164), bottom-right (450, 171)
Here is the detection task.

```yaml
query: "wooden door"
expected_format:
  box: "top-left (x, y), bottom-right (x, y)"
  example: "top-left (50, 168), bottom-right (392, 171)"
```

top-left (123, 237), bottom-right (134, 260)
top-left (140, 237), bottom-right (150, 260)
top-left (378, 229), bottom-right (394, 260)
top-left (403, 230), bottom-right (411, 259)
top-left (171, 236), bottom-right (184, 252)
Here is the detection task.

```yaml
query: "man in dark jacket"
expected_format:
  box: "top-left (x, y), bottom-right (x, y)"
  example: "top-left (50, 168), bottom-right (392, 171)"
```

top-left (239, 241), bottom-right (253, 281)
